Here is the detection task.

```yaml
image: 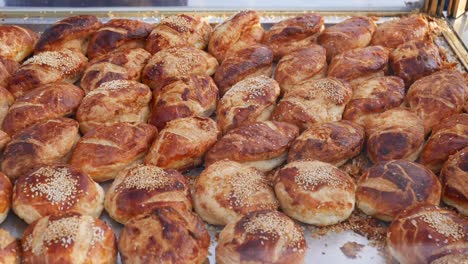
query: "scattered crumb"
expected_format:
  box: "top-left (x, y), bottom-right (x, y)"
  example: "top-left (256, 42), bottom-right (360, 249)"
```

top-left (340, 153), bottom-right (371, 180)
top-left (340, 241), bottom-right (365, 259)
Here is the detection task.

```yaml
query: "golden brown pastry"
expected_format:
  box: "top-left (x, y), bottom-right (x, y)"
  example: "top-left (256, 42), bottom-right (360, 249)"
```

top-left (22, 213), bottom-right (117, 264)
top-left (76, 80), bottom-right (152, 133)
top-left (105, 164), bottom-right (192, 224)
top-left (118, 206), bottom-right (210, 264)
top-left (8, 49), bottom-right (87, 98)
top-left (148, 75), bottom-right (218, 130)
top-left (87, 19), bottom-right (153, 59)
top-left (262, 13), bottom-right (324, 60)
top-left (288, 120), bottom-right (365, 166)
top-left (420, 114), bottom-right (468, 172)
top-left (205, 121), bottom-right (299, 172)
top-left (70, 122), bottom-right (157, 182)
top-left (142, 46), bottom-right (218, 92)
top-left (208, 10), bottom-right (264, 62)
top-left (0, 130), bottom-right (10, 152)
top-left (12, 164), bottom-right (104, 224)
top-left (1, 117), bottom-right (80, 180)
top-left (0, 173), bottom-right (12, 224)
top-left (0, 229), bottom-right (20, 264)
top-left (440, 147), bottom-right (468, 216)
top-left (217, 75), bottom-right (280, 133)
top-left (390, 39), bottom-right (443, 87)
top-left (145, 116), bottom-right (219, 171)
top-left (145, 14), bottom-right (212, 54)
top-left (0, 86), bottom-right (14, 126)
top-left (274, 45), bottom-right (327, 94)
top-left (80, 47), bottom-right (151, 93)
top-left (216, 210), bottom-right (306, 264)
top-left (0, 25), bottom-right (38, 62)
top-left (387, 205), bottom-right (467, 264)
top-left (407, 70), bottom-right (467, 134)
top-left (35, 15), bottom-right (101, 54)
top-left (0, 56), bottom-right (19, 87)
top-left (371, 15), bottom-right (429, 49)
top-left (365, 108), bottom-right (424, 162)
top-left (213, 44), bottom-right (273, 95)
top-left (431, 254), bottom-right (468, 264)
top-left (274, 160), bottom-right (355, 226)
top-left (356, 160), bottom-right (441, 222)
top-left (272, 78), bottom-right (353, 131)
top-left (343, 76), bottom-right (405, 126)
top-left (2, 83), bottom-right (84, 136)
top-left (193, 160), bottom-right (278, 225)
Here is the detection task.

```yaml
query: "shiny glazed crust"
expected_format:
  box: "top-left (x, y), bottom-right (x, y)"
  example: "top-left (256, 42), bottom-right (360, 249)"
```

top-left (440, 147), bottom-right (468, 216)
top-left (0, 25), bottom-right (38, 62)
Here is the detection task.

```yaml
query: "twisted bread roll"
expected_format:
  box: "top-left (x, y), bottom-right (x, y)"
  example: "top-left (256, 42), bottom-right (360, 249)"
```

top-left (440, 147), bottom-right (468, 216)
top-left (0, 86), bottom-right (14, 126)
top-left (371, 15), bottom-right (428, 49)
top-left (0, 229), bottom-right (20, 264)
top-left (0, 25), bottom-right (38, 62)
top-left (0, 56), bottom-right (19, 87)
top-left (0, 173), bottom-right (12, 224)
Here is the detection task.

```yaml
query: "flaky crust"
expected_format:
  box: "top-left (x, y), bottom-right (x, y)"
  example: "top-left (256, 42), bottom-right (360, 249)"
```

top-left (0, 229), bottom-right (20, 264)
top-left (148, 75), bottom-right (218, 130)
top-left (216, 210), bottom-right (306, 264)
top-left (70, 122), bottom-right (156, 182)
top-left (22, 213), bottom-right (117, 264)
top-left (0, 130), bottom-right (10, 151)
top-left (0, 85), bottom-right (14, 126)
top-left (1, 118), bottom-right (80, 180)
top-left (0, 173), bottom-right (12, 224)
top-left (0, 25), bottom-right (38, 62)
top-left (288, 120), bottom-right (364, 166)
top-left (440, 147), bottom-right (468, 216)
top-left (371, 15), bottom-right (429, 49)
top-left (387, 205), bottom-right (468, 264)
top-left (118, 206), bottom-right (210, 264)
top-left (2, 83), bottom-right (84, 136)
top-left (145, 116), bottom-right (219, 171)
top-left (0, 56), bottom-right (19, 87)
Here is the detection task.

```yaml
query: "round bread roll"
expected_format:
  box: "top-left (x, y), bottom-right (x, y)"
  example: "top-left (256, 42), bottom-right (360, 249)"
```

top-left (12, 164), bottom-right (104, 224)
top-left (193, 160), bottom-right (278, 225)
top-left (217, 75), bottom-right (280, 133)
top-left (118, 206), bottom-right (210, 264)
top-left (0, 173), bottom-right (12, 224)
top-left (145, 116), bottom-right (219, 171)
top-left (0, 86), bottom-right (14, 126)
top-left (105, 164), bottom-right (192, 224)
top-left (274, 160), bottom-right (355, 226)
top-left (0, 228), bottom-right (20, 264)
top-left (22, 213), bottom-right (117, 264)
top-left (387, 205), bottom-right (468, 264)
top-left (371, 15), bottom-right (428, 49)
top-left (356, 160), bottom-right (441, 221)
top-left (0, 25), bottom-right (38, 62)
top-left (216, 210), bottom-right (306, 264)
top-left (272, 77), bottom-right (353, 131)
top-left (365, 108), bottom-right (425, 162)
top-left (440, 147), bottom-right (468, 216)
top-left (288, 120), bottom-right (364, 166)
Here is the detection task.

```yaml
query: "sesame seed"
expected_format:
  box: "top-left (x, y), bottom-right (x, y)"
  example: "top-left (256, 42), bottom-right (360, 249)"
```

top-left (120, 165), bottom-right (171, 190)
top-left (421, 211), bottom-right (464, 240)
top-left (23, 50), bottom-right (81, 74)
top-left (94, 80), bottom-right (131, 91)
top-left (307, 79), bottom-right (348, 104)
top-left (167, 48), bottom-right (203, 75)
top-left (225, 167), bottom-right (272, 208)
top-left (43, 217), bottom-right (80, 247)
top-left (292, 161), bottom-right (342, 189)
top-left (223, 76), bottom-right (270, 100)
top-left (91, 226), bottom-right (105, 246)
top-left (161, 15), bottom-right (191, 32)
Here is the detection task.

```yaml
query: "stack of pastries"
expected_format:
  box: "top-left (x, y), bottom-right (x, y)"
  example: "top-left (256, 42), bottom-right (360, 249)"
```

top-left (0, 11), bottom-right (466, 264)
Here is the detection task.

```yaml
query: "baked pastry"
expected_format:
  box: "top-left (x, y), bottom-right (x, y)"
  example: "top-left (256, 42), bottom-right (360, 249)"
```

top-left (365, 108), bottom-right (425, 162)
top-left (387, 205), bottom-right (467, 264)
top-left (214, 44), bottom-right (273, 95)
top-left (420, 114), bottom-right (468, 172)
top-left (0, 56), bottom-right (19, 87)
top-left (440, 147), bottom-right (468, 216)
top-left (272, 78), bottom-right (353, 131)
top-left (1, 117), bottom-right (79, 180)
top-left (148, 74), bottom-right (218, 130)
top-left (205, 121), bottom-right (299, 172)
top-left (343, 76), bottom-right (405, 126)
top-left (105, 164), bottom-right (192, 224)
top-left (22, 213), bottom-right (117, 264)
top-left (145, 116), bottom-right (219, 171)
top-left (80, 47), bottom-right (151, 93)
top-left (262, 13), bottom-right (324, 60)
top-left (118, 206), bottom-right (210, 264)
top-left (274, 160), bottom-right (355, 226)
top-left (0, 229), bottom-right (20, 264)
top-left (208, 10), bottom-right (264, 62)
top-left (217, 75), bottom-right (280, 133)
top-left (0, 130), bottom-right (10, 151)
top-left (77, 80), bottom-right (152, 133)
top-left (318, 16), bottom-right (377, 61)
top-left (145, 14), bottom-right (212, 54)
top-left (216, 210), bottom-right (306, 264)
top-left (70, 122), bottom-right (157, 182)
top-left (0, 86), bottom-right (14, 126)
top-left (431, 254), bottom-right (468, 264)
top-left (371, 15), bottom-right (429, 49)
top-left (327, 45), bottom-right (389, 87)
top-left (288, 120), bottom-right (365, 166)
top-left (0, 173), bottom-right (12, 224)
top-left (407, 70), bottom-right (467, 134)
top-left (274, 45), bottom-right (327, 94)
top-left (35, 15), bottom-right (101, 54)
top-left (0, 25), bottom-right (38, 62)
top-left (356, 160), bottom-right (441, 221)
top-left (193, 160), bottom-right (278, 225)
top-left (2, 83), bottom-right (84, 136)
top-left (87, 19), bottom-right (153, 59)
top-left (390, 39), bottom-right (442, 87)
top-left (8, 49), bottom-right (87, 98)
top-left (142, 46), bottom-right (218, 92)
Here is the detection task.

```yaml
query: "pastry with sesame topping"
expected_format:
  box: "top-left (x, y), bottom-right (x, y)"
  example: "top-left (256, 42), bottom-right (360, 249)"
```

top-left (440, 147), bottom-right (468, 216)
top-left (0, 228), bottom-right (20, 264)
top-left (0, 173), bottom-right (12, 224)
top-left (0, 25), bottom-right (38, 62)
